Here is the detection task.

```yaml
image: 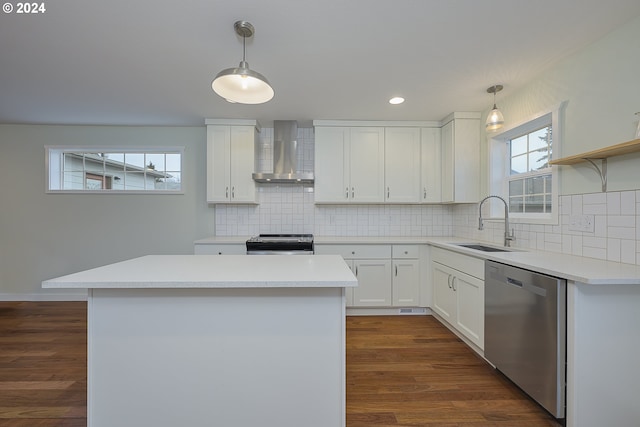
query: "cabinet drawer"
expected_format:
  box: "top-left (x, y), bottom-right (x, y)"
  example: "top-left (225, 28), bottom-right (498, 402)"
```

top-left (315, 244), bottom-right (391, 259)
top-left (431, 247), bottom-right (484, 280)
top-left (392, 245), bottom-right (420, 259)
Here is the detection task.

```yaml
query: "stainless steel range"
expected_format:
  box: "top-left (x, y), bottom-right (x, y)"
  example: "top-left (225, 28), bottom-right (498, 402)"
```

top-left (246, 234), bottom-right (314, 255)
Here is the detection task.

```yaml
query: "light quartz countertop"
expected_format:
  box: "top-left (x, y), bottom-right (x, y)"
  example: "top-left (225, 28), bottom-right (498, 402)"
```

top-left (192, 235), bottom-right (640, 285)
top-left (426, 237), bottom-right (640, 285)
top-left (42, 254), bottom-right (357, 289)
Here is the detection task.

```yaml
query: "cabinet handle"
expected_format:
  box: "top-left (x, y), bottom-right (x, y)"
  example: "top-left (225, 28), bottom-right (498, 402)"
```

top-left (351, 187), bottom-right (354, 198)
top-left (423, 187), bottom-right (427, 199)
top-left (226, 186), bottom-right (229, 198)
top-left (355, 266), bottom-right (358, 276)
top-left (232, 186), bottom-right (235, 198)
top-left (387, 187), bottom-right (390, 198)
top-left (395, 265), bottom-right (398, 276)
top-left (346, 187), bottom-right (349, 199)
top-left (452, 277), bottom-right (457, 292)
top-left (351, 251), bottom-right (355, 255)
top-left (447, 275), bottom-right (452, 289)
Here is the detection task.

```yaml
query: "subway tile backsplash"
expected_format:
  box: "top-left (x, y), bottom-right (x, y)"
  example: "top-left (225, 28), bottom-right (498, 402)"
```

top-left (452, 190), bottom-right (640, 265)
top-left (215, 127), bottom-right (640, 266)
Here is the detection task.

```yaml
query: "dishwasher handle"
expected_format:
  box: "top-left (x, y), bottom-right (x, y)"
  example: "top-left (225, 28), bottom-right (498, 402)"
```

top-left (507, 277), bottom-right (523, 287)
top-left (505, 275), bottom-right (547, 297)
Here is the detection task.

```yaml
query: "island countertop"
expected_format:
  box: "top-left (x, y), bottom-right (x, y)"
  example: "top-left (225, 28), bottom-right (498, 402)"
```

top-left (42, 254), bottom-right (357, 289)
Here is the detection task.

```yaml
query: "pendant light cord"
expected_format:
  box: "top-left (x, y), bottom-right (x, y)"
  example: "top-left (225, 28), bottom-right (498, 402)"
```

top-left (493, 85), bottom-right (497, 109)
top-left (242, 34), bottom-right (247, 62)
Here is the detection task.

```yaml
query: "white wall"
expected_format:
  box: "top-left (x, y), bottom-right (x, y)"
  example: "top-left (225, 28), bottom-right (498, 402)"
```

top-left (0, 125), bottom-right (214, 299)
top-left (459, 15), bottom-right (640, 264)
top-left (479, 14), bottom-right (640, 196)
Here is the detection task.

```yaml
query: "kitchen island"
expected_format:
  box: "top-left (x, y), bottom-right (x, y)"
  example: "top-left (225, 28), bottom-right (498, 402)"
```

top-left (42, 255), bottom-right (357, 427)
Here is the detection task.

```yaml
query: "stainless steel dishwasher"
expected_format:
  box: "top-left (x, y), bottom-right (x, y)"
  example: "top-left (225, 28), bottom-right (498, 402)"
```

top-left (484, 260), bottom-right (567, 419)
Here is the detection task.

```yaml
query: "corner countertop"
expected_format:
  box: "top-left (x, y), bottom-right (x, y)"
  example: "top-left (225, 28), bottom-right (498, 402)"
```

top-left (426, 237), bottom-right (640, 286)
top-left (42, 255), bottom-right (357, 289)
top-left (192, 235), bottom-right (640, 285)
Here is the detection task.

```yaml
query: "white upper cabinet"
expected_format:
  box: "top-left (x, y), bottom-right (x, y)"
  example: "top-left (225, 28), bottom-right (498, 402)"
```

top-left (314, 125), bottom-right (384, 203)
top-left (384, 127), bottom-right (421, 203)
top-left (349, 127), bottom-right (385, 203)
top-left (314, 116), bottom-right (477, 205)
top-left (440, 113), bottom-right (481, 203)
top-left (206, 120), bottom-right (258, 204)
top-left (314, 126), bottom-right (349, 202)
top-left (420, 127), bottom-right (442, 203)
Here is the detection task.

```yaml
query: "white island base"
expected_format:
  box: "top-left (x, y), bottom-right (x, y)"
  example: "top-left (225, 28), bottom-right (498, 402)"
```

top-left (44, 255), bottom-right (357, 427)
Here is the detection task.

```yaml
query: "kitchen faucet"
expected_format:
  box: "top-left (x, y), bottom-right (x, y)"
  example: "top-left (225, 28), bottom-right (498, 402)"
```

top-left (478, 195), bottom-right (516, 247)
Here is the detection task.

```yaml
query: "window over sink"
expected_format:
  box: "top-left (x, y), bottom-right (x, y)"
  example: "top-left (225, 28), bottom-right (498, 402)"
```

top-left (488, 102), bottom-right (566, 224)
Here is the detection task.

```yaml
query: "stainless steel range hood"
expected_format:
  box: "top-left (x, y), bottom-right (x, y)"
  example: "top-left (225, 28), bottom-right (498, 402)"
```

top-left (252, 120), bottom-right (314, 183)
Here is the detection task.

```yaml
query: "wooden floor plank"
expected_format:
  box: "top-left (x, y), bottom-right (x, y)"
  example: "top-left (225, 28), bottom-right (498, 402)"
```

top-left (0, 302), bottom-right (86, 426)
top-left (346, 315), bottom-right (562, 426)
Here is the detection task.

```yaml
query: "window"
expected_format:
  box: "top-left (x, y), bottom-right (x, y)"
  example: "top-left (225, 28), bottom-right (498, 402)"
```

top-left (488, 102), bottom-right (565, 224)
top-left (508, 126), bottom-right (552, 213)
top-left (46, 147), bottom-right (184, 193)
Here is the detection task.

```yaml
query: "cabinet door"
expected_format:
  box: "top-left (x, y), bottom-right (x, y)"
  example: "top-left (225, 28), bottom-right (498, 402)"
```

top-left (451, 119), bottom-right (480, 203)
top-left (440, 121), bottom-right (454, 203)
top-left (349, 127), bottom-right (385, 203)
top-left (420, 127), bottom-right (442, 203)
top-left (207, 125), bottom-right (231, 202)
top-left (314, 127), bottom-right (349, 203)
top-left (385, 127), bottom-right (421, 203)
top-left (454, 270), bottom-right (484, 349)
top-left (431, 262), bottom-right (456, 323)
top-left (440, 118), bottom-right (480, 203)
top-left (392, 259), bottom-right (419, 306)
top-left (228, 126), bottom-right (256, 203)
top-left (352, 259), bottom-right (391, 306)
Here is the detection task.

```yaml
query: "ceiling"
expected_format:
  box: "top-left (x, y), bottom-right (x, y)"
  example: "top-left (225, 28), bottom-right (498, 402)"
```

top-left (1, 0), bottom-right (640, 127)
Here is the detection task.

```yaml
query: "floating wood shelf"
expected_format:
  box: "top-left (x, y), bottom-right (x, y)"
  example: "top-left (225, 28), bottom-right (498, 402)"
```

top-left (549, 138), bottom-right (640, 165)
top-left (549, 138), bottom-right (640, 192)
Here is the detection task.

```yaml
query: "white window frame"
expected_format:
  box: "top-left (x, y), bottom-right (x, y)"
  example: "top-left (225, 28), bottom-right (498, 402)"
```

top-left (46, 146), bottom-right (185, 194)
top-left (488, 101), bottom-right (567, 225)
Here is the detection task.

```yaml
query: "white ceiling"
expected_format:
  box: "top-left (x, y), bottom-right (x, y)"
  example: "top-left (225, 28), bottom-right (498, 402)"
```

top-left (1, 0), bottom-right (640, 127)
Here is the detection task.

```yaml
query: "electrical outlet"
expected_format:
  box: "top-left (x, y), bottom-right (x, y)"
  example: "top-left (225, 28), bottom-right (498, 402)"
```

top-left (569, 215), bottom-right (595, 232)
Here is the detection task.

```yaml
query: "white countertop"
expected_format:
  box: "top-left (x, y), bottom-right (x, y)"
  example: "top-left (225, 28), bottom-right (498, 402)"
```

top-left (192, 235), bottom-right (640, 285)
top-left (42, 255), bottom-right (358, 289)
top-left (426, 237), bottom-right (640, 285)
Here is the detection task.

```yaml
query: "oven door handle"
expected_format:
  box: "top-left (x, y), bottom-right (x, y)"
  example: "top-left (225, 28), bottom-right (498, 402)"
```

top-left (246, 250), bottom-right (313, 255)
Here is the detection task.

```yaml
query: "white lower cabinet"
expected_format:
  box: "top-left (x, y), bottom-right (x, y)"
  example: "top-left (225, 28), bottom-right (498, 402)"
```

top-left (352, 259), bottom-right (392, 306)
top-left (431, 247), bottom-right (484, 349)
top-left (315, 244), bottom-right (422, 308)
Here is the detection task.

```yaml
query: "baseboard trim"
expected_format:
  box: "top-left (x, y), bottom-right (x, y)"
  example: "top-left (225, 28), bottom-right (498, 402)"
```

top-left (0, 292), bottom-right (88, 302)
top-left (346, 307), bottom-right (432, 316)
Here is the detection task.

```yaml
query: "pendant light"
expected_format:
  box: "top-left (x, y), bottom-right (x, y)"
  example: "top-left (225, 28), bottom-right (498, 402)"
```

top-left (485, 84), bottom-right (505, 132)
top-left (212, 21), bottom-right (274, 104)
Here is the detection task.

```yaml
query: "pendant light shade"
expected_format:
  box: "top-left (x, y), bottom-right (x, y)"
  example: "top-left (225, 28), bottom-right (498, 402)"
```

top-left (485, 85), bottom-right (504, 132)
top-left (212, 21), bottom-right (274, 104)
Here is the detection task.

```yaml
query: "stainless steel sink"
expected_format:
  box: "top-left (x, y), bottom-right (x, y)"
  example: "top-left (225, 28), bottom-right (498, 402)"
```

top-left (456, 243), bottom-right (512, 252)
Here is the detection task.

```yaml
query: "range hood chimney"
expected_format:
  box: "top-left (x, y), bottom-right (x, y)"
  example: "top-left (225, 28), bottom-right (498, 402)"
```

top-left (252, 120), bottom-right (314, 183)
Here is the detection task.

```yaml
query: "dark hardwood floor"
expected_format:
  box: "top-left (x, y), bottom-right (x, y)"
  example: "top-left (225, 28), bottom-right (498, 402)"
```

top-left (0, 303), bottom-right (560, 426)
top-left (347, 316), bottom-right (561, 426)
top-left (0, 302), bottom-right (87, 427)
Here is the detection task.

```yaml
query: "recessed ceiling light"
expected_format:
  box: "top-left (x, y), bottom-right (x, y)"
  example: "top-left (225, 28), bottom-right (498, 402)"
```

top-left (389, 97), bottom-right (405, 105)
